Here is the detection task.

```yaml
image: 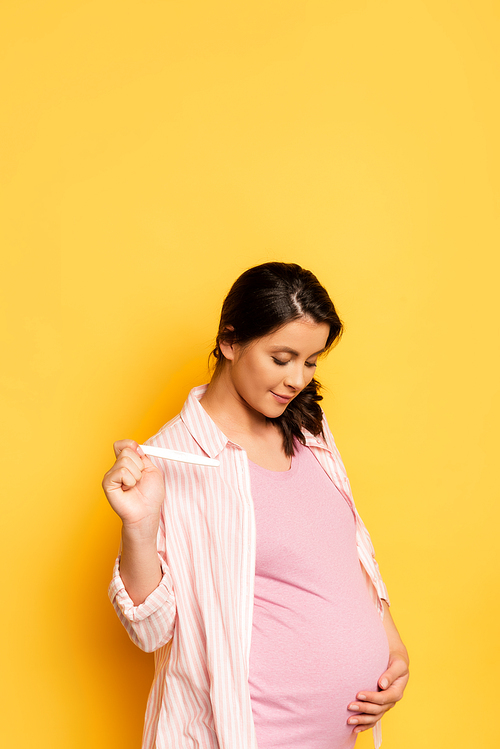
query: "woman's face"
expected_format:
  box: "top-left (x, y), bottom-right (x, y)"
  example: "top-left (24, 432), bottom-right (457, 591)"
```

top-left (220, 317), bottom-right (330, 419)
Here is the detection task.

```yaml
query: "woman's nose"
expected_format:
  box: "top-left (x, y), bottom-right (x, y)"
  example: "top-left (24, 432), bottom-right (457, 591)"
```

top-left (284, 366), bottom-right (306, 391)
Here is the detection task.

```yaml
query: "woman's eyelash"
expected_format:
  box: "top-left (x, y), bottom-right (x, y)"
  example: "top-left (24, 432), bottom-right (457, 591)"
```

top-left (272, 357), bottom-right (317, 368)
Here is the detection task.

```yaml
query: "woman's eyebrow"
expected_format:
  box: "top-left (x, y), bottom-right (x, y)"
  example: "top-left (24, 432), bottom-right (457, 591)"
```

top-left (269, 345), bottom-right (324, 357)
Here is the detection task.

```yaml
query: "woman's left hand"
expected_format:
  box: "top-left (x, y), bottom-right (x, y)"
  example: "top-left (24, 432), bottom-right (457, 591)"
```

top-left (347, 653), bottom-right (409, 733)
top-left (347, 602), bottom-right (409, 733)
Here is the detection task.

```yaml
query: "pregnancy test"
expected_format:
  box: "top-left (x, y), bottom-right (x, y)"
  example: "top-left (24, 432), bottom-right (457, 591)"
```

top-left (139, 444), bottom-right (219, 468)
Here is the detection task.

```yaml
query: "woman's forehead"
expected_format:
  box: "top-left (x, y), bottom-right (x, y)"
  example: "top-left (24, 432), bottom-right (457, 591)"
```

top-left (256, 318), bottom-right (330, 351)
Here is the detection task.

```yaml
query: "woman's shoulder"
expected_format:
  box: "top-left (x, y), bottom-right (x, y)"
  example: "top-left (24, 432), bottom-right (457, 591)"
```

top-left (302, 409), bottom-right (336, 448)
top-left (143, 385), bottom-right (216, 456)
top-left (143, 386), bottom-right (206, 447)
top-left (145, 411), bottom-right (184, 448)
top-left (143, 414), bottom-right (211, 477)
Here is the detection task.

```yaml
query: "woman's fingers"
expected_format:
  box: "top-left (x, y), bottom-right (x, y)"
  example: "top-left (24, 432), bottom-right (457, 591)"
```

top-left (348, 699), bottom-right (392, 716)
top-left (115, 462), bottom-right (141, 489)
top-left (103, 438), bottom-right (166, 526)
top-left (355, 685), bottom-right (403, 707)
top-left (103, 450), bottom-right (144, 492)
top-left (347, 698), bottom-right (396, 732)
top-left (347, 657), bottom-right (409, 733)
top-left (378, 655), bottom-right (409, 690)
top-left (113, 438), bottom-right (141, 458)
top-left (347, 693), bottom-right (395, 720)
top-left (113, 441), bottom-right (143, 465)
top-left (119, 449), bottom-right (144, 477)
top-left (112, 443), bottom-right (158, 482)
top-left (353, 656), bottom-right (409, 707)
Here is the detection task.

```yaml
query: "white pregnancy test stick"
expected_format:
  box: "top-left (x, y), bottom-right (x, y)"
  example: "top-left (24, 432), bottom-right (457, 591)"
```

top-left (139, 444), bottom-right (219, 468)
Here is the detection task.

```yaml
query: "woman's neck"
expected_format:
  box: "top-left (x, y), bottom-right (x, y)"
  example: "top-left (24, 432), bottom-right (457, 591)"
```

top-left (199, 372), bottom-right (290, 470)
top-left (200, 370), bottom-right (266, 439)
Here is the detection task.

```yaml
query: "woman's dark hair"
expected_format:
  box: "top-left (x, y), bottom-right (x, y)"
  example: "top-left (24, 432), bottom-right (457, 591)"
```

top-left (210, 262), bottom-right (343, 456)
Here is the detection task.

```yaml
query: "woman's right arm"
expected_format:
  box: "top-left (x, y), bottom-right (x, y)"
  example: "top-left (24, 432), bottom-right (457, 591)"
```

top-left (103, 439), bottom-right (176, 650)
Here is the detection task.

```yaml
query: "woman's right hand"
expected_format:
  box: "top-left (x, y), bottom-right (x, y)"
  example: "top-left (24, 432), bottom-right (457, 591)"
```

top-left (102, 440), bottom-right (165, 531)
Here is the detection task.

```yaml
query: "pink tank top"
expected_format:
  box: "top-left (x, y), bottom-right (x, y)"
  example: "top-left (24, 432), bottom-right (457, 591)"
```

top-left (248, 442), bottom-right (389, 749)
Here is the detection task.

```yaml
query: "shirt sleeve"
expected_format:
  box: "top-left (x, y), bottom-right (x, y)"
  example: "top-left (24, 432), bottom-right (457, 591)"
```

top-left (356, 516), bottom-right (391, 611)
top-left (321, 411), bottom-right (390, 613)
top-left (108, 503), bottom-right (177, 652)
top-left (108, 552), bottom-right (176, 652)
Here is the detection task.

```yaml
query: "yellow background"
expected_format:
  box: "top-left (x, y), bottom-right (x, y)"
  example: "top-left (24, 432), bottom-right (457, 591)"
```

top-left (1, 1), bottom-right (499, 747)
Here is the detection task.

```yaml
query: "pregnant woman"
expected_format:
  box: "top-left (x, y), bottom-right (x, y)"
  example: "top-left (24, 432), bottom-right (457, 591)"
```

top-left (103, 262), bottom-right (409, 749)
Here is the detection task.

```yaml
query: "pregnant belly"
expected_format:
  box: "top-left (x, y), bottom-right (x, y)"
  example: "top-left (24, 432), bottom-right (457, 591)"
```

top-left (249, 588), bottom-right (389, 749)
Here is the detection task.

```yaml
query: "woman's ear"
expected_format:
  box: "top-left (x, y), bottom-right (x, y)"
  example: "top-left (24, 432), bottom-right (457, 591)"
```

top-left (218, 326), bottom-right (235, 361)
top-left (219, 340), bottom-right (234, 361)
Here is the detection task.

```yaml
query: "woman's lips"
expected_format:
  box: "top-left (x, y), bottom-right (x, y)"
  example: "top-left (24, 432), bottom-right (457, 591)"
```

top-left (271, 391), bottom-right (293, 404)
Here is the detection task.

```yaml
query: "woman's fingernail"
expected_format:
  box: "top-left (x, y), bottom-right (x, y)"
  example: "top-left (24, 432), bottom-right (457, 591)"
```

top-left (350, 704), bottom-right (359, 711)
top-left (357, 694), bottom-right (366, 701)
top-left (380, 679), bottom-right (388, 689)
top-left (348, 718), bottom-right (358, 725)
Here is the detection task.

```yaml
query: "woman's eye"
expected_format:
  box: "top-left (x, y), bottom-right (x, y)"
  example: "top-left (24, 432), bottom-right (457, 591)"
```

top-left (272, 357), bottom-right (288, 366)
top-left (305, 361), bottom-right (317, 369)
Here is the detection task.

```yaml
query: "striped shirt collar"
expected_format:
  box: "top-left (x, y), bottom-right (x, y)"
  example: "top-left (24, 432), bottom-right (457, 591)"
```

top-left (180, 384), bottom-right (332, 458)
top-left (180, 385), bottom-right (229, 458)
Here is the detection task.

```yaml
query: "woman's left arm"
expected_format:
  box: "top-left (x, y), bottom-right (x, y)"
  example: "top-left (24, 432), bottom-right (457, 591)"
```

top-left (347, 602), bottom-right (409, 734)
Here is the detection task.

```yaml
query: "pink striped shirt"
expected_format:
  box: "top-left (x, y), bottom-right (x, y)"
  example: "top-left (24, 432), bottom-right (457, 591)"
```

top-left (109, 385), bottom-right (389, 749)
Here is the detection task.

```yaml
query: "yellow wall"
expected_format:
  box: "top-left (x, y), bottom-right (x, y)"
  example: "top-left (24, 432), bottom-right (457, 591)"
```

top-left (2, 1), bottom-right (499, 747)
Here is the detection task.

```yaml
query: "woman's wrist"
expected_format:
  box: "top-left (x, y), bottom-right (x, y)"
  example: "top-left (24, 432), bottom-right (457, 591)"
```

top-left (121, 514), bottom-right (160, 544)
top-left (388, 648), bottom-right (409, 667)
top-left (119, 521), bottom-right (163, 605)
